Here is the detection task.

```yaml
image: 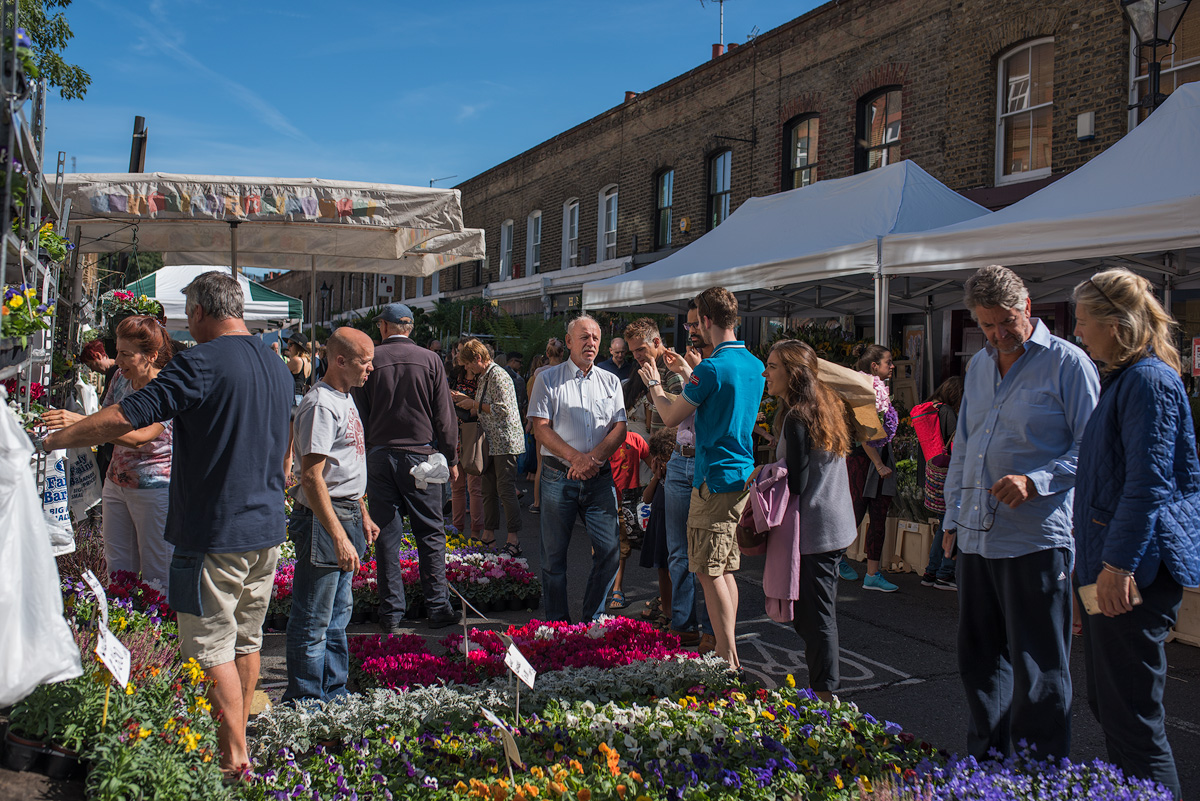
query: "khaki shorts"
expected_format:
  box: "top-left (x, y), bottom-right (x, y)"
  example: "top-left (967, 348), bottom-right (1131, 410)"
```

top-left (177, 546), bottom-right (280, 669)
top-left (686, 483), bottom-right (748, 576)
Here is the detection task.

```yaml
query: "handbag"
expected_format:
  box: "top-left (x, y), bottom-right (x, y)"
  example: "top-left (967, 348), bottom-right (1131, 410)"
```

top-left (735, 498), bottom-right (767, 551)
top-left (460, 370), bottom-right (494, 477)
top-left (923, 431), bottom-right (954, 514)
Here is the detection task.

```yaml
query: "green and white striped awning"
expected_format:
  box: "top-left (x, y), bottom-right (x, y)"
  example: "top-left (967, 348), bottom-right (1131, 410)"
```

top-left (126, 265), bottom-right (303, 329)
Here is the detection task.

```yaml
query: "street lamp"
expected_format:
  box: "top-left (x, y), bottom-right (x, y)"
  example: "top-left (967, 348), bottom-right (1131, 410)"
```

top-left (1122, 0), bottom-right (1192, 113)
top-left (319, 281), bottom-right (332, 324)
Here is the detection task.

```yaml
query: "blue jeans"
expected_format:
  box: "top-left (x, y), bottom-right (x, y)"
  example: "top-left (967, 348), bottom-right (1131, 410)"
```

top-left (925, 523), bottom-right (956, 580)
top-left (283, 501), bottom-right (364, 702)
top-left (665, 452), bottom-right (710, 634)
top-left (539, 461), bottom-right (619, 622)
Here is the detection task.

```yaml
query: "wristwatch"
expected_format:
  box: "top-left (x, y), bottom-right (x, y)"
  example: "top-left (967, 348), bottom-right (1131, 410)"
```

top-left (647, 379), bottom-right (661, 387)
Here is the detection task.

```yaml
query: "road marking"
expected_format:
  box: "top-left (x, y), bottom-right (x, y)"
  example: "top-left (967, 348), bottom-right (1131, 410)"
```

top-left (1167, 717), bottom-right (1200, 737)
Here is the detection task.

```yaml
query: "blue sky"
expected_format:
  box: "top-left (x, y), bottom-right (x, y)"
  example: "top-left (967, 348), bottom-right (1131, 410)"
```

top-left (45, 0), bottom-right (824, 188)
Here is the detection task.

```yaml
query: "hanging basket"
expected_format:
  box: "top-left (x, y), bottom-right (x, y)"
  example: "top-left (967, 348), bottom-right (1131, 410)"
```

top-left (0, 336), bottom-right (31, 373)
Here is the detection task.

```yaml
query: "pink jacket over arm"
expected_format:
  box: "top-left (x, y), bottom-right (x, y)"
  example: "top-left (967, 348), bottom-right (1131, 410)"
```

top-left (746, 461), bottom-right (803, 623)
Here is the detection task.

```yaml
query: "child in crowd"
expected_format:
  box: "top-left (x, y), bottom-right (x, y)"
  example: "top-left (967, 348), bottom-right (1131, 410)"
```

top-left (608, 428), bottom-right (651, 609)
top-left (638, 428), bottom-right (677, 628)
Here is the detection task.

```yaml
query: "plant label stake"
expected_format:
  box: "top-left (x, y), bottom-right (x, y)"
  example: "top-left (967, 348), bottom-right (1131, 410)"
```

top-left (81, 569), bottom-right (109, 629)
top-left (450, 585), bottom-right (489, 655)
top-left (481, 706), bottom-right (524, 786)
top-left (82, 570), bottom-right (131, 688)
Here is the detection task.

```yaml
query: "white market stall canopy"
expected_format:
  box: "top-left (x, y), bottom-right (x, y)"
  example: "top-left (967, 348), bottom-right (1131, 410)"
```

top-left (63, 173), bottom-right (466, 275)
top-left (883, 81), bottom-right (1200, 279)
top-left (161, 228), bottom-right (487, 277)
top-left (125, 265), bottom-right (303, 330)
top-left (583, 161), bottom-right (989, 312)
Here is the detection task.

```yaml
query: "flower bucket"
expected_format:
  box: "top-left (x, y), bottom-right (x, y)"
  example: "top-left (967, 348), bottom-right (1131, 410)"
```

top-left (2, 729), bottom-right (46, 772)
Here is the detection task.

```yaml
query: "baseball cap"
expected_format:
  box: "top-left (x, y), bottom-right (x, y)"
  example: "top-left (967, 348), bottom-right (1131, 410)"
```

top-left (288, 331), bottom-right (309, 348)
top-left (378, 303), bottom-right (414, 324)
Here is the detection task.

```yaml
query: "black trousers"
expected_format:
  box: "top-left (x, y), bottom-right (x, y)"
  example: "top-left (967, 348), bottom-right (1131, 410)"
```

top-left (1079, 565), bottom-right (1183, 799)
top-left (366, 449), bottom-right (450, 625)
top-left (792, 549), bottom-right (844, 692)
top-left (957, 548), bottom-right (1072, 761)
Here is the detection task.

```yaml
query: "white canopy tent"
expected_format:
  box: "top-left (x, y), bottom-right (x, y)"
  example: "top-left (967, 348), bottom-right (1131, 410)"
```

top-left (883, 82), bottom-right (1200, 293)
top-left (64, 173), bottom-right (472, 347)
top-left (582, 161), bottom-right (989, 340)
top-left (125, 265), bottom-right (303, 331)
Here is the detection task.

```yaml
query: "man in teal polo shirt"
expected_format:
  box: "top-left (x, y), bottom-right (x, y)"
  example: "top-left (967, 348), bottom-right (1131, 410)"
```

top-left (638, 286), bottom-right (764, 669)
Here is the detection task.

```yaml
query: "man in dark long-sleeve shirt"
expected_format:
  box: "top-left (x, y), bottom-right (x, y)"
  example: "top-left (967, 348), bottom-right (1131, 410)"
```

top-left (353, 303), bottom-right (460, 630)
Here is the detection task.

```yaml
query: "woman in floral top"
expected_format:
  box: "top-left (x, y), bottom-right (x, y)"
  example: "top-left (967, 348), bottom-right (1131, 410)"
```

top-left (42, 316), bottom-right (175, 589)
top-left (452, 338), bottom-right (526, 556)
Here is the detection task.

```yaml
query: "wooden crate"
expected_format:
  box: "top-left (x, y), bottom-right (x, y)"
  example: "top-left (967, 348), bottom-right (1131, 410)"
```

top-left (1169, 586), bottom-right (1200, 648)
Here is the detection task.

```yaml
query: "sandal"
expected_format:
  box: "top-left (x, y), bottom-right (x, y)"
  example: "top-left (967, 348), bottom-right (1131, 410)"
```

top-left (609, 590), bottom-right (628, 610)
top-left (640, 597), bottom-right (663, 620)
top-left (500, 541), bottom-right (523, 558)
top-left (468, 535), bottom-right (496, 550)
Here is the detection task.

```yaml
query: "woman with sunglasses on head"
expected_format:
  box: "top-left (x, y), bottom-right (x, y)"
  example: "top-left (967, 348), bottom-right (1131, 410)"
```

top-left (43, 316), bottom-right (177, 590)
top-left (758, 339), bottom-right (858, 701)
top-left (1071, 268), bottom-right (1200, 800)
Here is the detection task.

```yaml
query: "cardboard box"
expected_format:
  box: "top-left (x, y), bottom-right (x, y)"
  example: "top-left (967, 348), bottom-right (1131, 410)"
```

top-left (1169, 586), bottom-right (1200, 648)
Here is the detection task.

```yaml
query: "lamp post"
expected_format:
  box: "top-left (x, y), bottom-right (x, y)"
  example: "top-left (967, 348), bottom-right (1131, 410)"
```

top-left (1122, 0), bottom-right (1192, 114)
top-left (319, 281), bottom-right (332, 326)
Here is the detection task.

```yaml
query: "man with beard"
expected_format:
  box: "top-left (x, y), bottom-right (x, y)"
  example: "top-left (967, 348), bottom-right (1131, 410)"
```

top-left (942, 265), bottom-right (1099, 761)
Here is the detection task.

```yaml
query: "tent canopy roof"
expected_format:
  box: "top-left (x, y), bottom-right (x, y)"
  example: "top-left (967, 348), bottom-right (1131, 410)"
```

top-left (883, 82), bottom-right (1200, 275)
top-left (583, 161), bottom-right (988, 310)
top-left (65, 173), bottom-right (466, 275)
top-left (125, 264), bottom-right (303, 329)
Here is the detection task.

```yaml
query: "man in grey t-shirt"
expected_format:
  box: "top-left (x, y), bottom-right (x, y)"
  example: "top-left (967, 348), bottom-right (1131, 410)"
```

top-left (285, 328), bottom-right (380, 702)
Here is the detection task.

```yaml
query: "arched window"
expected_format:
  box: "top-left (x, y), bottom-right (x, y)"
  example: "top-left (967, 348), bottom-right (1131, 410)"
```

top-left (561, 199), bottom-right (579, 268)
top-left (856, 87), bottom-right (902, 173)
top-left (526, 210), bottom-right (542, 275)
top-left (783, 115), bottom-right (819, 190)
top-left (654, 169), bottom-right (674, 248)
top-left (597, 185), bottom-right (618, 261)
top-left (708, 150), bottom-right (732, 230)
top-left (997, 38), bottom-right (1054, 183)
top-left (499, 219), bottom-right (514, 281)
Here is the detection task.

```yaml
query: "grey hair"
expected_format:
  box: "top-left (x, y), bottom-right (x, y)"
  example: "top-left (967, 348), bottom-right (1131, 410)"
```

top-left (182, 271), bottom-right (244, 321)
top-left (566, 314), bottom-right (599, 338)
top-left (963, 265), bottom-right (1029, 318)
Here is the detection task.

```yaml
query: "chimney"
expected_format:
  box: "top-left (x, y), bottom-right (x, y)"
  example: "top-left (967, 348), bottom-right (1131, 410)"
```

top-left (728, 42), bottom-right (739, 51)
top-left (712, 43), bottom-right (725, 59)
top-left (624, 90), bottom-right (639, 102)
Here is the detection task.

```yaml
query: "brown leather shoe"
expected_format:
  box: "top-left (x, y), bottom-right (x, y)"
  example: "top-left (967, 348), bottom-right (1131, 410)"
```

top-left (697, 633), bottom-right (717, 655)
top-left (669, 628), bottom-right (701, 646)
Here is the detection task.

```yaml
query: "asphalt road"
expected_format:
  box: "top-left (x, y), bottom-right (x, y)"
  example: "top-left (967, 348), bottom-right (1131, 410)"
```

top-left (253, 475), bottom-right (1200, 798)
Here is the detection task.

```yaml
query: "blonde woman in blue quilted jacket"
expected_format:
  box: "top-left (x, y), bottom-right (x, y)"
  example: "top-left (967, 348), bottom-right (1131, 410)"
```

top-left (1072, 268), bottom-right (1200, 800)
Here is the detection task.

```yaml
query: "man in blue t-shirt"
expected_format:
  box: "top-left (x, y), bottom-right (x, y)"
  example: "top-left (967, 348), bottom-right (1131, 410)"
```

top-left (638, 286), bottom-right (763, 670)
top-left (43, 271), bottom-right (293, 774)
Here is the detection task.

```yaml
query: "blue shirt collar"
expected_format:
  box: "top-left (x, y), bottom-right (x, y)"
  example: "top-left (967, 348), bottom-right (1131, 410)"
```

top-left (984, 317), bottom-right (1049, 361)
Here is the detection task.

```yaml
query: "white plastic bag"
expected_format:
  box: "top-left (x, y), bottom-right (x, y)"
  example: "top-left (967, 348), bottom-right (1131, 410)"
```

top-left (0, 402), bottom-right (83, 706)
top-left (68, 447), bottom-right (102, 521)
top-left (75, 376), bottom-right (99, 416)
top-left (41, 449), bottom-right (77, 554)
top-left (410, 452), bottom-right (450, 489)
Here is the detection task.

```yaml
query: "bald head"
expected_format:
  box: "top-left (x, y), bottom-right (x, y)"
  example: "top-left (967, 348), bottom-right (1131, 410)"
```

top-left (325, 327), bottom-right (375, 390)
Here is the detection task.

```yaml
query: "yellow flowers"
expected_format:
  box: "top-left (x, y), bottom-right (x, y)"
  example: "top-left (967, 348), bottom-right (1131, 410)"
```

top-left (785, 673), bottom-right (796, 688)
top-left (125, 682), bottom-right (137, 695)
top-left (116, 615), bottom-right (128, 631)
top-left (8, 294), bottom-right (23, 309)
top-left (761, 710), bottom-right (775, 721)
top-left (183, 658), bottom-right (205, 685)
top-left (180, 725), bottom-right (201, 752)
top-left (807, 736), bottom-right (820, 751)
top-left (137, 727), bottom-right (151, 740)
top-left (192, 697), bottom-right (212, 713)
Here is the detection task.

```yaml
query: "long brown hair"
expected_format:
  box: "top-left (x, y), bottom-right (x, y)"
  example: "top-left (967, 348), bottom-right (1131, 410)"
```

top-left (770, 340), bottom-right (851, 456)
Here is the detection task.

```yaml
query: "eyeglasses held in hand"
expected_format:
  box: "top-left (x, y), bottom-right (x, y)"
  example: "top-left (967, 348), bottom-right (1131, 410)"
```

top-left (957, 486), bottom-right (999, 533)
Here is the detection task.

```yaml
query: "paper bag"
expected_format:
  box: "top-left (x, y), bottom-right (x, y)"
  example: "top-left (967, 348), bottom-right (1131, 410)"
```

top-left (816, 359), bottom-right (885, 443)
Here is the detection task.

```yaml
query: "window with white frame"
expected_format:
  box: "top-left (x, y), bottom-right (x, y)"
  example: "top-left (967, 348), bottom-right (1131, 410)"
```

top-left (526, 210), bottom-right (542, 275)
top-left (856, 87), bottom-right (902, 173)
top-left (997, 39), bottom-right (1054, 183)
top-left (562, 199), bottom-right (579, 268)
top-left (598, 185), bottom-right (618, 261)
top-left (499, 219), bottom-right (514, 281)
top-left (708, 150), bottom-right (732, 229)
top-left (655, 170), bottom-right (674, 249)
top-left (784, 115), bottom-right (819, 190)
top-left (1130, 5), bottom-right (1200, 123)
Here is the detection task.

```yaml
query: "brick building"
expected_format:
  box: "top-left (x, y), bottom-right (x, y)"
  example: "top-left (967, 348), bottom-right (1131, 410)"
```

top-left (265, 0), bottom-right (1199, 342)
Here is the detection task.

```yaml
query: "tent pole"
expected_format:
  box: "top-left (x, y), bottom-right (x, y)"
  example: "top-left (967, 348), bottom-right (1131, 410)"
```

top-left (230, 221), bottom-right (240, 277)
top-left (1164, 253), bottom-right (1175, 311)
top-left (874, 273), bottom-right (890, 347)
top-left (310, 255), bottom-right (317, 354)
top-left (924, 296), bottom-right (935, 398)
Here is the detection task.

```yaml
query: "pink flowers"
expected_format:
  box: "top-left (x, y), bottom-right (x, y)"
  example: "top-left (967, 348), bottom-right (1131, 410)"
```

top-left (872, 375), bottom-right (892, 413)
top-left (349, 617), bottom-right (696, 690)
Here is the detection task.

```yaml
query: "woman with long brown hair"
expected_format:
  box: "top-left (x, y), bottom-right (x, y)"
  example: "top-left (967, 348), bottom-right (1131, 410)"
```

top-left (43, 315), bottom-right (176, 589)
top-left (760, 340), bottom-right (859, 701)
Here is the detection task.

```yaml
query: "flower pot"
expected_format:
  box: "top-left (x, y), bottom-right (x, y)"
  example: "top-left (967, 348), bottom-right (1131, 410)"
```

top-left (0, 337), bottom-right (31, 373)
top-left (2, 730), bottom-right (46, 773)
top-left (350, 608), bottom-right (368, 624)
top-left (507, 596), bottom-right (524, 612)
top-left (523, 594), bottom-right (541, 611)
top-left (43, 744), bottom-right (83, 780)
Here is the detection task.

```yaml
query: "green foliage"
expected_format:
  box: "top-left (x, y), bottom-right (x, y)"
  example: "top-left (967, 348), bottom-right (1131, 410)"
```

top-left (758, 321), bottom-right (871, 366)
top-left (14, 0), bottom-right (90, 99)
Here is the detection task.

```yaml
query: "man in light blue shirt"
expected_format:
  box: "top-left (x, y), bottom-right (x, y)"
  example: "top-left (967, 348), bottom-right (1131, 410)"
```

top-left (943, 265), bottom-right (1099, 762)
top-left (528, 314), bottom-right (628, 622)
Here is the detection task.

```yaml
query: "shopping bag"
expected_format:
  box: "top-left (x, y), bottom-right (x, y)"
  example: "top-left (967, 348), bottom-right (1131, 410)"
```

top-left (816, 358), bottom-right (886, 442)
top-left (0, 402), bottom-right (83, 706)
top-left (460, 420), bottom-right (491, 477)
top-left (41, 449), bottom-right (77, 555)
top-left (67, 447), bottom-right (102, 520)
